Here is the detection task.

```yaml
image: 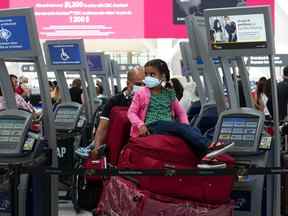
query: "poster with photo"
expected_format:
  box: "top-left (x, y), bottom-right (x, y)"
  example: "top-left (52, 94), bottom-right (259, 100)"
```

top-left (174, 0), bottom-right (247, 24)
top-left (208, 14), bottom-right (267, 50)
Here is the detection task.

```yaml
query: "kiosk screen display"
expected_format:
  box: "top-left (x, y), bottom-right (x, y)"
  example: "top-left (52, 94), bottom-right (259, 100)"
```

top-left (55, 107), bottom-right (79, 124)
top-left (0, 16), bottom-right (31, 51)
top-left (217, 116), bottom-right (259, 147)
top-left (208, 14), bottom-right (267, 50)
top-left (0, 118), bottom-right (26, 149)
top-left (48, 43), bottom-right (81, 65)
top-left (87, 55), bottom-right (103, 74)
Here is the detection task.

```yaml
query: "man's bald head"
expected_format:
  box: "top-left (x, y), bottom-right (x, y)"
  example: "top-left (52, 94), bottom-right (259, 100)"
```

top-left (126, 67), bottom-right (145, 93)
top-left (127, 67), bottom-right (144, 82)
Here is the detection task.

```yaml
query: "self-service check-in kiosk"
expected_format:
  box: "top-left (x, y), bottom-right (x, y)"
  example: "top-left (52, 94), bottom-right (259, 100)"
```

top-left (213, 108), bottom-right (272, 216)
top-left (86, 52), bottom-right (111, 99)
top-left (111, 60), bottom-right (122, 94)
top-left (44, 40), bottom-right (92, 209)
top-left (203, 6), bottom-right (281, 216)
top-left (44, 40), bottom-right (93, 133)
top-left (0, 8), bottom-right (58, 216)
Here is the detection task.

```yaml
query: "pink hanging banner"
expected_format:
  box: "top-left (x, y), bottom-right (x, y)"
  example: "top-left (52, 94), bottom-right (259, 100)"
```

top-left (5, 0), bottom-right (274, 39)
top-left (0, 0), bottom-right (9, 9)
top-left (10, 0), bottom-right (144, 39)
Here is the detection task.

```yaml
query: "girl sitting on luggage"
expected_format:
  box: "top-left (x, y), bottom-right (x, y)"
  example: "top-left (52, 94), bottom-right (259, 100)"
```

top-left (127, 59), bottom-right (234, 167)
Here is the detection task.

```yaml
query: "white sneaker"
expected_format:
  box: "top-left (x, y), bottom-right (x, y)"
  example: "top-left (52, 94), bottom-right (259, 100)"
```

top-left (197, 160), bottom-right (227, 169)
top-left (204, 142), bottom-right (235, 160)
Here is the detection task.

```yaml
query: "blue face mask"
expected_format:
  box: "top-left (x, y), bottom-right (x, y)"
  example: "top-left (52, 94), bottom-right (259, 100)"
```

top-left (144, 76), bottom-right (161, 88)
top-left (132, 85), bottom-right (144, 94)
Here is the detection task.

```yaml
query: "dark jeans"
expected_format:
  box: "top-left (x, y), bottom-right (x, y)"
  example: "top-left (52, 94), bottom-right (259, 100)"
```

top-left (148, 120), bottom-right (210, 158)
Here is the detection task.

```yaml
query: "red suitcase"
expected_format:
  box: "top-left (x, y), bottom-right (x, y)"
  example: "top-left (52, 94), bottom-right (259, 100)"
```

top-left (96, 176), bottom-right (234, 216)
top-left (118, 135), bottom-right (236, 204)
top-left (105, 106), bottom-right (131, 165)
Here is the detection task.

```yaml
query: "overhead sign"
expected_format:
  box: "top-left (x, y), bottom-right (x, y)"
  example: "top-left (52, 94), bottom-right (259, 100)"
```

top-left (245, 55), bottom-right (288, 67)
top-left (0, 16), bottom-right (31, 51)
top-left (87, 55), bottom-right (103, 72)
top-left (21, 64), bottom-right (36, 72)
top-left (48, 43), bottom-right (81, 65)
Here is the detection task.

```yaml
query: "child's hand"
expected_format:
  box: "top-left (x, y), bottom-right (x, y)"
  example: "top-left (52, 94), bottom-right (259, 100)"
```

top-left (139, 125), bottom-right (150, 136)
top-left (91, 149), bottom-right (99, 159)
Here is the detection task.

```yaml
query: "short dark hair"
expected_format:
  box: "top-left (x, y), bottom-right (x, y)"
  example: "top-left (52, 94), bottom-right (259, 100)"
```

top-left (53, 81), bottom-right (58, 86)
top-left (10, 74), bottom-right (17, 80)
top-left (284, 66), bottom-right (288, 77)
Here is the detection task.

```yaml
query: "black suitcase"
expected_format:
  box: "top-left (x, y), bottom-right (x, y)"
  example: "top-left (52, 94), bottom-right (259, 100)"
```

top-left (76, 176), bottom-right (103, 211)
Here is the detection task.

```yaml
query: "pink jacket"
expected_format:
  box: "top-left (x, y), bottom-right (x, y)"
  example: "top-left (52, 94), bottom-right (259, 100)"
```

top-left (128, 87), bottom-right (189, 137)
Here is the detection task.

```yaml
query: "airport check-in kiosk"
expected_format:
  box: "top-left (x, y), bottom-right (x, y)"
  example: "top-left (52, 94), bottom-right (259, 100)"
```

top-left (180, 41), bottom-right (208, 105)
top-left (204, 6), bottom-right (281, 216)
top-left (185, 15), bottom-right (226, 114)
top-left (87, 52), bottom-right (112, 97)
top-left (105, 55), bottom-right (115, 96)
top-left (111, 60), bottom-right (122, 93)
top-left (44, 40), bottom-right (92, 171)
top-left (0, 8), bottom-right (58, 216)
top-left (213, 108), bottom-right (272, 216)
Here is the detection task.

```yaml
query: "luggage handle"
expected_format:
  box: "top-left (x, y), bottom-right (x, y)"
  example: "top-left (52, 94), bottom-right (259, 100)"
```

top-left (164, 164), bottom-right (176, 169)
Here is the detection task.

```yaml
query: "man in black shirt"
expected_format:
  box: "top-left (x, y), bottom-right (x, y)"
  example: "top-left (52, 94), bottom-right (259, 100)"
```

top-left (91, 67), bottom-right (145, 158)
top-left (69, 79), bottom-right (83, 104)
top-left (278, 66), bottom-right (288, 121)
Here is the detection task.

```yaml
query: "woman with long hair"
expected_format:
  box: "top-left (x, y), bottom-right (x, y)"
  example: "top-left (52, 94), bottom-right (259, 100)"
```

top-left (252, 77), bottom-right (270, 117)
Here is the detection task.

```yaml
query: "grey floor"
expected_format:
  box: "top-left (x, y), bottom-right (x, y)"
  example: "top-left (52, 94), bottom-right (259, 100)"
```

top-left (59, 202), bottom-right (93, 216)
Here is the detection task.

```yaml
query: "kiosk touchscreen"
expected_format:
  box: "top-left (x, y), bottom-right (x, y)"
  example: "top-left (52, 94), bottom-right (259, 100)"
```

top-left (214, 109), bottom-right (265, 154)
top-left (204, 6), bottom-right (274, 57)
top-left (54, 103), bottom-right (82, 131)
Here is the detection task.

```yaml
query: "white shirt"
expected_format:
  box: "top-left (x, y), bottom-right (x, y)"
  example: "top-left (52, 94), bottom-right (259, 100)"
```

top-left (261, 93), bottom-right (270, 116)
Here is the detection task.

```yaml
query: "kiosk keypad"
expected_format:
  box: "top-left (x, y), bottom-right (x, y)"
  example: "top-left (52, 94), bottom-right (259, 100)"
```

top-left (0, 119), bottom-right (25, 150)
top-left (55, 107), bottom-right (79, 124)
top-left (54, 105), bottom-right (83, 130)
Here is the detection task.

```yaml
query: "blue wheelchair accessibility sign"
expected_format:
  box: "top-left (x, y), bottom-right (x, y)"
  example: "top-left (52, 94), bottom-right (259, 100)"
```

top-left (48, 43), bottom-right (82, 65)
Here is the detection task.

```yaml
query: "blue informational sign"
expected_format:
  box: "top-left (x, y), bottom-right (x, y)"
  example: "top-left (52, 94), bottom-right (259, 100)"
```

top-left (196, 57), bottom-right (220, 65)
top-left (48, 43), bottom-right (81, 65)
top-left (87, 55), bottom-right (103, 72)
top-left (0, 16), bottom-right (31, 51)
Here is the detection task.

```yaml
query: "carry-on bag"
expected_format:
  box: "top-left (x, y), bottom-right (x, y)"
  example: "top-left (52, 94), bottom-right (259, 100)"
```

top-left (118, 135), bottom-right (235, 204)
